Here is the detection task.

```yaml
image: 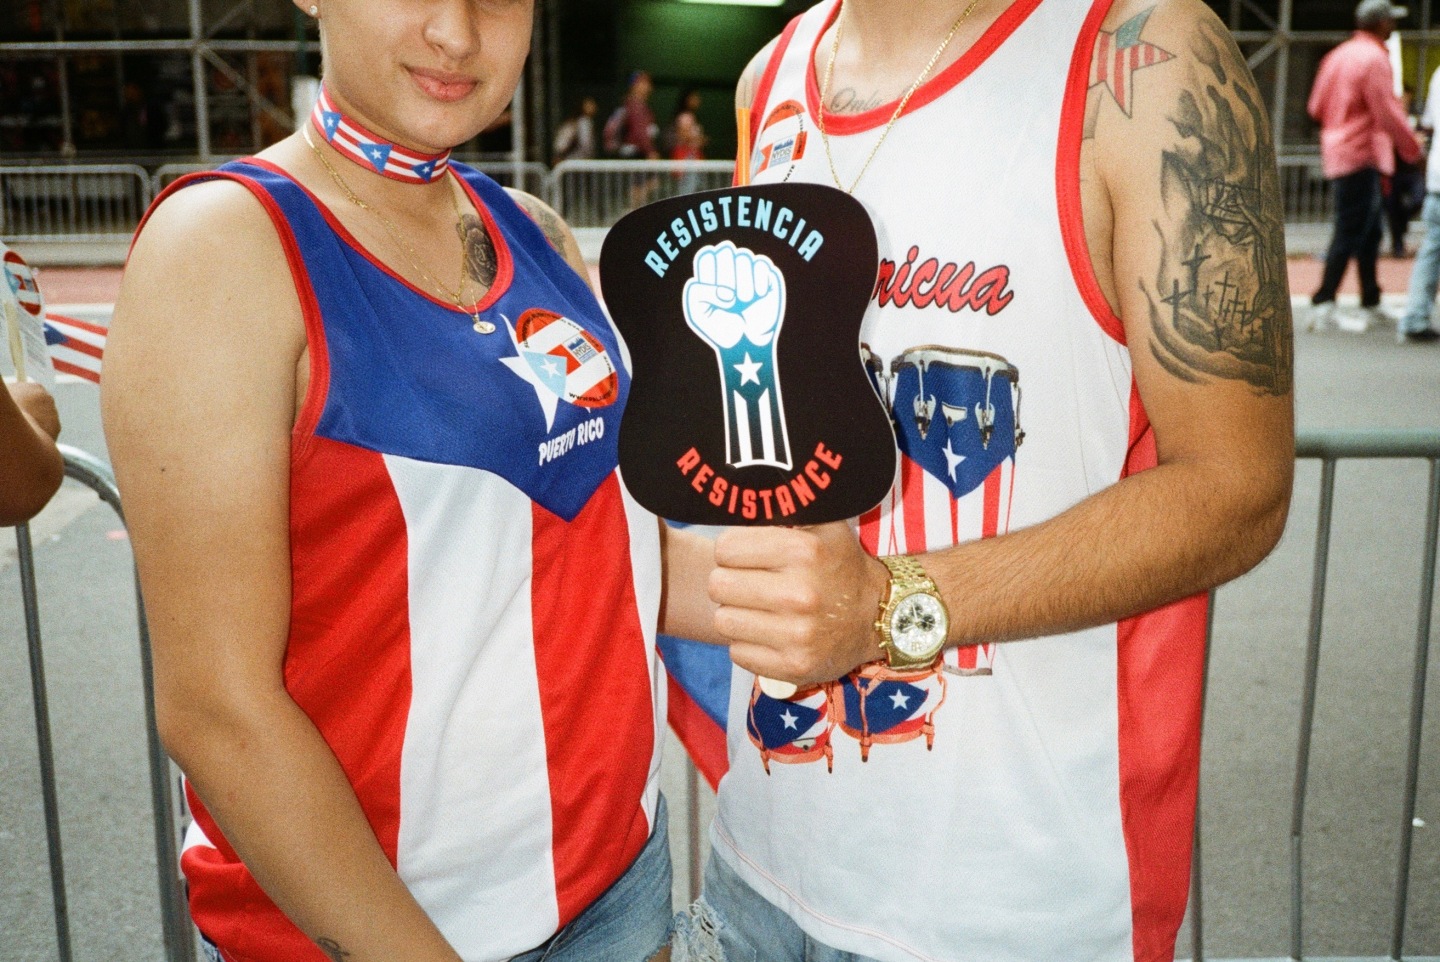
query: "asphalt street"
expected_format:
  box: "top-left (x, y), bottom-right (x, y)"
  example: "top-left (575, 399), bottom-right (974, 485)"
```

top-left (1, 296), bottom-right (1437, 962)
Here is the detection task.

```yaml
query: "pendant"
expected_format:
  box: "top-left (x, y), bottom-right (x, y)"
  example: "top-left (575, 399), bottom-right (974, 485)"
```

top-left (473, 319), bottom-right (496, 335)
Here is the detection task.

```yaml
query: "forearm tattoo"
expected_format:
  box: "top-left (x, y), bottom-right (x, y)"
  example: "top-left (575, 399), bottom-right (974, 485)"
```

top-left (1144, 17), bottom-right (1293, 396)
top-left (315, 937), bottom-right (350, 962)
top-left (458, 214), bottom-right (499, 290)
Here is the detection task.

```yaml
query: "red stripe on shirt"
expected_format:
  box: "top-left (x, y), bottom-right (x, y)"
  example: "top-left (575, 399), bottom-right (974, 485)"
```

top-left (184, 437), bottom-right (413, 962)
top-left (859, 505), bottom-right (882, 556)
top-left (900, 455), bottom-right (928, 554)
top-left (1117, 379), bottom-right (1207, 959)
top-left (531, 473), bottom-right (654, 927)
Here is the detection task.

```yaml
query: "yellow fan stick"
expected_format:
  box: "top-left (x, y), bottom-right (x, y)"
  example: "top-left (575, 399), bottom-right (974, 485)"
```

top-left (735, 107), bottom-right (753, 186)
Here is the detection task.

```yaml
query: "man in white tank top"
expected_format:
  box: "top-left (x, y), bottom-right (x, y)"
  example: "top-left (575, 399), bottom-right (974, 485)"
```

top-left (673, 1), bottom-right (1295, 961)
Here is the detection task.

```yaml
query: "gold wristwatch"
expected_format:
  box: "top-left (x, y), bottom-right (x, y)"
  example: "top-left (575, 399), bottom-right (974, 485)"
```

top-left (875, 555), bottom-right (950, 670)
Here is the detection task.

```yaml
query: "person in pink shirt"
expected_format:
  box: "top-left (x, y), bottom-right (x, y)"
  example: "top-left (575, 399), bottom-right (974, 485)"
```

top-left (1307, 0), bottom-right (1424, 330)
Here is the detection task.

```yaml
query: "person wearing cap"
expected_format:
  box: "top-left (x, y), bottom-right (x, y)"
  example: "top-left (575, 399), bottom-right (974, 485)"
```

top-left (1307, 0), bottom-right (1424, 331)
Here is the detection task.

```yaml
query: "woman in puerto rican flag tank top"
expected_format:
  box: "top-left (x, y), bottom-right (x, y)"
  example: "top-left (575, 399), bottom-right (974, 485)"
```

top-left (101, 3), bottom-right (717, 961)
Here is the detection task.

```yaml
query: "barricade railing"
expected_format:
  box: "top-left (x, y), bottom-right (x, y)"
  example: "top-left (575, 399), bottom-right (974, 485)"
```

top-left (151, 161), bottom-right (243, 196)
top-left (548, 159), bottom-right (737, 228)
top-left (0, 166), bottom-right (153, 243)
top-left (15, 445), bottom-right (194, 962)
top-left (3, 156), bottom-right (1330, 244)
top-left (1278, 154), bottom-right (1331, 225)
top-left (152, 159), bottom-right (551, 199)
top-left (11, 432), bottom-right (1437, 961)
top-left (1187, 429), bottom-right (1440, 962)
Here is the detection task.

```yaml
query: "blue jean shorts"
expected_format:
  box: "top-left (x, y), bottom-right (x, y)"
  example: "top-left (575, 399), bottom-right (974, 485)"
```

top-left (672, 850), bottom-right (879, 962)
top-left (512, 793), bottom-right (673, 961)
top-left (201, 795), bottom-right (672, 962)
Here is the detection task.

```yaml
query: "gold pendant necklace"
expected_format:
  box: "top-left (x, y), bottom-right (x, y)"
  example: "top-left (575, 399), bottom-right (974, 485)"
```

top-left (302, 125), bottom-right (496, 335)
top-left (817, 0), bottom-right (985, 195)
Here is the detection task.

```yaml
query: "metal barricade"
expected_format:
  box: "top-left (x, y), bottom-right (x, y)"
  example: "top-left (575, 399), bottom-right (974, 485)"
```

top-left (465, 160), bottom-right (552, 197)
top-left (0, 155), bottom-right (1336, 241)
top-left (1278, 154), bottom-right (1331, 225)
top-left (1188, 429), bottom-right (1440, 962)
top-left (153, 159), bottom-right (550, 199)
top-left (15, 445), bottom-right (194, 962)
top-left (549, 159), bottom-right (738, 229)
top-left (151, 162), bottom-right (239, 196)
top-left (0, 166), bottom-right (153, 243)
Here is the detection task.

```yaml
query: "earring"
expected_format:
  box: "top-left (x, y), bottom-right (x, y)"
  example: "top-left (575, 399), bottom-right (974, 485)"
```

top-left (309, 4), bottom-right (318, 15)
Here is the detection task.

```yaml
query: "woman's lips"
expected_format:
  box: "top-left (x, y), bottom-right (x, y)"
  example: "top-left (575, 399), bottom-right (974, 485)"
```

top-left (410, 69), bottom-right (478, 103)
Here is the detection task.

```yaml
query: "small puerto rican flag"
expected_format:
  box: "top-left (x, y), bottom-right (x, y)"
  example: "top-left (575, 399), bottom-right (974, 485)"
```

top-left (44, 313), bottom-right (105, 384)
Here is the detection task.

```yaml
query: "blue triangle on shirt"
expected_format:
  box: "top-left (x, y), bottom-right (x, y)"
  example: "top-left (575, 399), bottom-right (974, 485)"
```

top-left (412, 159), bottom-right (438, 182)
top-left (524, 350), bottom-right (569, 398)
top-left (360, 142), bottom-right (392, 173)
top-left (320, 110), bottom-right (342, 141)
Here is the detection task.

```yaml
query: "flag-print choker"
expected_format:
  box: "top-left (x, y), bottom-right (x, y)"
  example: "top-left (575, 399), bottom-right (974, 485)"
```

top-left (310, 86), bottom-right (452, 185)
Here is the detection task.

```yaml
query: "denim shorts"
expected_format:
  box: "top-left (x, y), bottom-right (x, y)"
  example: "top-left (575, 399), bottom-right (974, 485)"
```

top-left (201, 795), bottom-right (672, 962)
top-left (672, 850), bottom-right (879, 962)
top-left (512, 793), bottom-right (673, 961)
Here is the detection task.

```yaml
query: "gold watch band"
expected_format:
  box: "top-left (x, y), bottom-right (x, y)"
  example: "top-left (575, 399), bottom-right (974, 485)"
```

top-left (879, 554), bottom-right (936, 591)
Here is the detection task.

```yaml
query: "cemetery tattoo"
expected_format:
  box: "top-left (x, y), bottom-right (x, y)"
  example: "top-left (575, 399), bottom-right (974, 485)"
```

top-left (1145, 16), bottom-right (1294, 396)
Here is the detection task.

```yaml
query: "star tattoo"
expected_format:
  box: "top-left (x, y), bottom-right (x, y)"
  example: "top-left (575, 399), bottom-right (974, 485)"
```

top-left (1090, 8), bottom-right (1175, 117)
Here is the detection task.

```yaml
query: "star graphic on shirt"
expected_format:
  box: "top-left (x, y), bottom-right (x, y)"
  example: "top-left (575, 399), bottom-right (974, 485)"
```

top-left (499, 315), bottom-right (562, 430)
top-left (780, 709), bottom-right (799, 730)
top-left (943, 440), bottom-right (966, 481)
top-left (1089, 8), bottom-right (1175, 117)
top-left (540, 355), bottom-right (564, 379)
top-left (889, 690), bottom-right (912, 711)
top-left (734, 353), bottom-right (764, 386)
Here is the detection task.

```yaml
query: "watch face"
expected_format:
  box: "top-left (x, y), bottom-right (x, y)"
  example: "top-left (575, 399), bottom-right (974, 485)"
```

top-left (890, 593), bottom-right (948, 659)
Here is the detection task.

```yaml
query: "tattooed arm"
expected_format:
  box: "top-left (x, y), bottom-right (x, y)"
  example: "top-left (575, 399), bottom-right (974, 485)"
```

top-left (1096, 0), bottom-right (1295, 514)
top-left (505, 188), bottom-right (590, 281)
top-left (920, 0), bottom-right (1293, 645)
top-left (711, 0), bottom-right (1294, 688)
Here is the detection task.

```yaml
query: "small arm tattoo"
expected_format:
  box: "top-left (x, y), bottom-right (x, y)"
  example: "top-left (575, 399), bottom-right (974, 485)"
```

top-left (315, 937), bottom-right (351, 962)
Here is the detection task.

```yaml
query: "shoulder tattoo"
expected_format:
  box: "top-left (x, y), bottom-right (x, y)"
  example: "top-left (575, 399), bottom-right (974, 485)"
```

top-left (520, 197), bottom-right (572, 256)
top-left (1143, 17), bottom-right (1293, 396)
top-left (1085, 7), bottom-right (1175, 139)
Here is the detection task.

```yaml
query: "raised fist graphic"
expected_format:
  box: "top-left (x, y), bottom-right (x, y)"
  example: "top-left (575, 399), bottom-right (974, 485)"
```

top-left (684, 242), bottom-right (786, 349)
top-left (683, 242), bottom-right (792, 470)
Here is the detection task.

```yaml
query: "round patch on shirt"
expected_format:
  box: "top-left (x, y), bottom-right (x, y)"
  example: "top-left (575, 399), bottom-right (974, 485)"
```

top-left (751, 100), bottom-right (809, 181)
top-left (514, 308), bottom-right (620, 409)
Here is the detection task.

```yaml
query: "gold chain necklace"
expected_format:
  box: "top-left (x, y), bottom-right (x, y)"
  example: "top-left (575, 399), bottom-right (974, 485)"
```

top-left (817, 0), bottom-right (984, 195)
top-left (302, 124), bottom-right (496, 335)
